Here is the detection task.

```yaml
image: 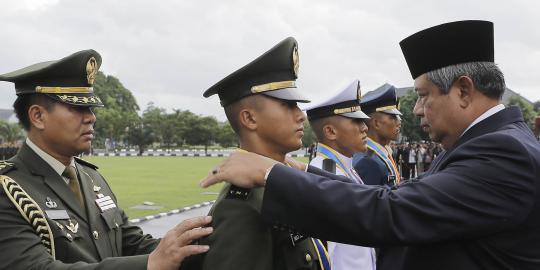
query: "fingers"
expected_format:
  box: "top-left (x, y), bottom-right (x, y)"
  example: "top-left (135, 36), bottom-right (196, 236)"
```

top-left (175, 216), bottom-right (212, 233)
top-left (178, 226), bottom-right (213, 246)
top-left (200, 166), bottom-right (226, 188)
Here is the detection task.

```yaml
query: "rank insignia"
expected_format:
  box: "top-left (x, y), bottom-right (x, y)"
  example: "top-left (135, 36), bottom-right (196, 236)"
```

top-left (66, 219), bottom-right (78, 234)
top-left (95, 193), bottom-right (116, 212)
top-left (45, 197), bottom-right (57, 209)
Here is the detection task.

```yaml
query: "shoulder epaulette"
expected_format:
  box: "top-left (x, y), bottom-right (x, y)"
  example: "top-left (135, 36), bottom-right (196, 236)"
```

top-left (226, 185), bottom-right (251, 200)
top-left (0, 161), bottom-right (16, 174)
top-left (74, 157), bottom-right (98, 169)
top-left (0, 175), bottom-right (55, 258)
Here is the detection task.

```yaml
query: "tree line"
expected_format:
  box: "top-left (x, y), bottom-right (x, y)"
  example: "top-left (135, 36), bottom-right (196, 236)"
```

top-left (1, 71), bottom-right (539, 152)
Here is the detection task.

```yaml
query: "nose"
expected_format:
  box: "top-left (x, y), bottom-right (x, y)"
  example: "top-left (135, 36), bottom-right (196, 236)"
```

top-left (413, 98), bottom-right (423, 117)
top-left (84, 107), bottom-right (97, 124)
top-left (296, 107), bottom-right (306, 123)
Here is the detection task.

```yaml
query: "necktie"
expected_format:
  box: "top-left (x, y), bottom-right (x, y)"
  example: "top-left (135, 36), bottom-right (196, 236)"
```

top-left (63, 166), bottom-right (85, 207)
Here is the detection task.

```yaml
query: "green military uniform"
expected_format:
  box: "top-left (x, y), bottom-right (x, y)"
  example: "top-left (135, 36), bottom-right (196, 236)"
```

top-left (194, 37), bottom-right (330, 270)
top-left (0, 50), bottom-right (159, 269)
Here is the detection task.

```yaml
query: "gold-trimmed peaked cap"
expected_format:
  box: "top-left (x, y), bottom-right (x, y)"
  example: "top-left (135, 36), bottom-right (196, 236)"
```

top-left (360, 83), bottom-right (402, 115)
top-left (203, 37), bottom-right (309, 106)
top-left (0, 49), bottom-right (104, 107)
top-left (305, 79), bottom-right (369, 121)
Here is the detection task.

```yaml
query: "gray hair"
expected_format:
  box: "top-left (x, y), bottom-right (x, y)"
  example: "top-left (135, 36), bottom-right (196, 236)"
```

top-left (426, 62), bottom-right (506, 100)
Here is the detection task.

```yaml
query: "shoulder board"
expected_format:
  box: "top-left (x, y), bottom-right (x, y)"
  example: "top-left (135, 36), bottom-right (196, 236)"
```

top-left (74, 157), bottom-right (98, 169)
top-left (0, 160), bottom-right (16, 175)
top-left (225, 185), bottom-right (251, 200)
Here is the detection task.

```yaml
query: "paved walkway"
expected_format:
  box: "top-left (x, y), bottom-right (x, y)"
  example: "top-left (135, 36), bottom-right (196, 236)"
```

top-left (136, 204), bottom-right (213, 238)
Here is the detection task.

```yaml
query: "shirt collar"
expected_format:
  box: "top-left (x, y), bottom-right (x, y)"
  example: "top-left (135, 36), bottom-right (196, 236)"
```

top-left (26, 137), bottom-right (75, 177)
top-left (461, 104), bottom-right (505, 137)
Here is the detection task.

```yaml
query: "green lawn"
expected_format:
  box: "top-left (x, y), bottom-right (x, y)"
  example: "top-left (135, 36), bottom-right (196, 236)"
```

top-left (84, 156), bottom-right (309, 219)
top-left (84, 156), bottom-right (225, 218)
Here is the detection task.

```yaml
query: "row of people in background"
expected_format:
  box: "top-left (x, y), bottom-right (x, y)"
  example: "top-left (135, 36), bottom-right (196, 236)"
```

top-left (391, 142), bottom-right (443, 179)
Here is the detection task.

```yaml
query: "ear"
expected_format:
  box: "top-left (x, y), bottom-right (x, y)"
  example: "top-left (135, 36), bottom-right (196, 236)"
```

top-left (238, 108), bottom-right (258, 131)
top-left (454, 76), bottom-right (474, 109)
top-left (28, 104), bottom-right (47, 130)
top-left (323, 124), bottom-right (337, 141)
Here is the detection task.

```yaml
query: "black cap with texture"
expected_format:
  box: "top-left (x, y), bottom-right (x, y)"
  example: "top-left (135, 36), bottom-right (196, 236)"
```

top-left (0, 50), bottom-right (104, 107)
top-left (203, 37), bottom-right (309, 106)
top-left (399, 20), bottom-right (494, 79)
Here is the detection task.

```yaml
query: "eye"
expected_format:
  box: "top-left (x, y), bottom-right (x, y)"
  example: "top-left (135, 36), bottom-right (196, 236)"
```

top-left (283, 100), bottom-right (298, 108)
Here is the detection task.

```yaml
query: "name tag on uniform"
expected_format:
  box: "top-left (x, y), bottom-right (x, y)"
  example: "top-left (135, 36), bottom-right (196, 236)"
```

top-left (45, 210), bottom-right (70, 220)
top-left (289, 233), bottom-right (307, 246)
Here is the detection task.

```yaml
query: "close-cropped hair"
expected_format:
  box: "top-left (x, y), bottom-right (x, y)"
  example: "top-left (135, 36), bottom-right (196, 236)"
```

top-left (13, 94), bottom-right (57, 131)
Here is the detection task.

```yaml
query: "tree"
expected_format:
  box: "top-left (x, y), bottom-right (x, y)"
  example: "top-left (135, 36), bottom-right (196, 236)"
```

top-left (0, 120), bottom-right (24, 144)
top-left (183, 115), bottom-right (219, 154)
top-left (301, 121), bottom-right (316, 148)
top-left (93, 72), bottom-right (140, 148)
top-left (215, 122), bottom-right (237, 148)
top-left (398, 90), bottom-right (430, 142)
top-left (126, 119), bottom-right (155, 155)
top-left (508, 96), bottom-right (536, 130)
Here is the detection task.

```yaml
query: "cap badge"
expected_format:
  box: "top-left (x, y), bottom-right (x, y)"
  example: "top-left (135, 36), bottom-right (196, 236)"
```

top-left (292, 46), bottom-right (299, 77)
top-left (86, 57), bottom-right (98, 85)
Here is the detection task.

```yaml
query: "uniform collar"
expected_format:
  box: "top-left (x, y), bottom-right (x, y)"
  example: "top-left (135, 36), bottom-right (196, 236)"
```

top-left (26, 137), bottom-right (75, 178)
top-left (317, 143), bottom-right (353, 169)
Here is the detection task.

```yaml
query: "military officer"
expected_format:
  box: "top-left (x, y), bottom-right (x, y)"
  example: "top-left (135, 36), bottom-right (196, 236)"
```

top-left (194, 37), bottom-right (330, 270)
top-left (352, 84), bottom-right (402, 186)
top-left (305, 79), bottom-right (375, 270)
top-left (0, 50), bottom-right (212, 269)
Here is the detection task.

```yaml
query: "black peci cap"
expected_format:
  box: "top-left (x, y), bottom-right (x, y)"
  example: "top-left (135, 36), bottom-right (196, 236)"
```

top-left (400, 20), bottom-right (494, 79)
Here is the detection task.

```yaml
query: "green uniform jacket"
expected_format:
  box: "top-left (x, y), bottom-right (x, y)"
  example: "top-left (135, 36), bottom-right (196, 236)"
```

top-left (0, 143), bottom-right (159, 269)
top-left (192, 183), bottom-right (326, 270)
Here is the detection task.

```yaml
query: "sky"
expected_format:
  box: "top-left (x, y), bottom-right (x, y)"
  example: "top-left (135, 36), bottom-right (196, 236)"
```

top-left (0, 0), bottom-right (539, 120)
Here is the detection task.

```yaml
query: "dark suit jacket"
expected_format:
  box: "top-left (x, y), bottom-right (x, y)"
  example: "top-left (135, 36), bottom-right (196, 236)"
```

top-left (0, 143), bottom-right (159, 269)
top-left (261, 107), bottom-right (540, 270)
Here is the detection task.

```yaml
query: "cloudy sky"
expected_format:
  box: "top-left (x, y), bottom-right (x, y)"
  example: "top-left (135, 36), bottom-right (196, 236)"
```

top-left (1, 0), bottom-right (538, 120)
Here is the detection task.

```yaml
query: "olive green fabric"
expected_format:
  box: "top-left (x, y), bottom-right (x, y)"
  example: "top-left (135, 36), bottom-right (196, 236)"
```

top-left (0, 143), bottom-right (159, 269)
top-left (193, 183), bottom-right (324, 270)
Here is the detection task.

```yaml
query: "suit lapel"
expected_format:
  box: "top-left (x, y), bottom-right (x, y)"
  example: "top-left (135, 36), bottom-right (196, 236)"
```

top-left (17, 143), bottom-right (88, 222)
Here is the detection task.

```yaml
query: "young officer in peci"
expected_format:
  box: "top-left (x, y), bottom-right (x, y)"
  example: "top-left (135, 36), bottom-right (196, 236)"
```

top-left (305, 79), bottom-right (375, 270)
top-left (0, 50), bottom-right (211, 269)
top-left (194, 37), bottom-right (330, 270)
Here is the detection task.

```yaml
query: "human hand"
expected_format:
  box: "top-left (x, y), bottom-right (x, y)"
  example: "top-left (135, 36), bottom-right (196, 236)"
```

top-left (147, 216), bottom-right (213, 270)
top-left (199, 151), bottom-right (278, 188)
top-left (284, 156), bottom-right (307, 171)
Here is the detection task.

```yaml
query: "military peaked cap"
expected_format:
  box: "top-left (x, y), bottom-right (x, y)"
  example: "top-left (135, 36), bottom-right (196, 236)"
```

top-left (0, 50), bottom-right (104, 107)
top-left (305, 79), bottom-right (369, 121)
top-left (203, 37), bottom-right (309, 106)
top-left (361, 83), bottom-right (402, 115)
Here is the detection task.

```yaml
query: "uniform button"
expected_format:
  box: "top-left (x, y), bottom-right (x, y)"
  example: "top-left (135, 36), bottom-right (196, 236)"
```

top-left (93, 231), bottom-right (99, 240)
top-left (66, 233), bottom-right (73, 241)
top-left (305, 253), bottom-right (312, 263)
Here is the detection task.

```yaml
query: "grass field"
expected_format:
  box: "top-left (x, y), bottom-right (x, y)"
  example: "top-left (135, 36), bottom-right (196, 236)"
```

top-left (84, 156), bottom-right (308, 218)
top-left (84, 156), bottom-right (225, 218)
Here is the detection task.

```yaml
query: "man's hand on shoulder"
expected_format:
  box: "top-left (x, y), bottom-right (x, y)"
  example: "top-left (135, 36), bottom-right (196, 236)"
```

top-left (147, 216), bottom-right (213, 270)
top-left (200, 151), bottom-right (279, 188)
